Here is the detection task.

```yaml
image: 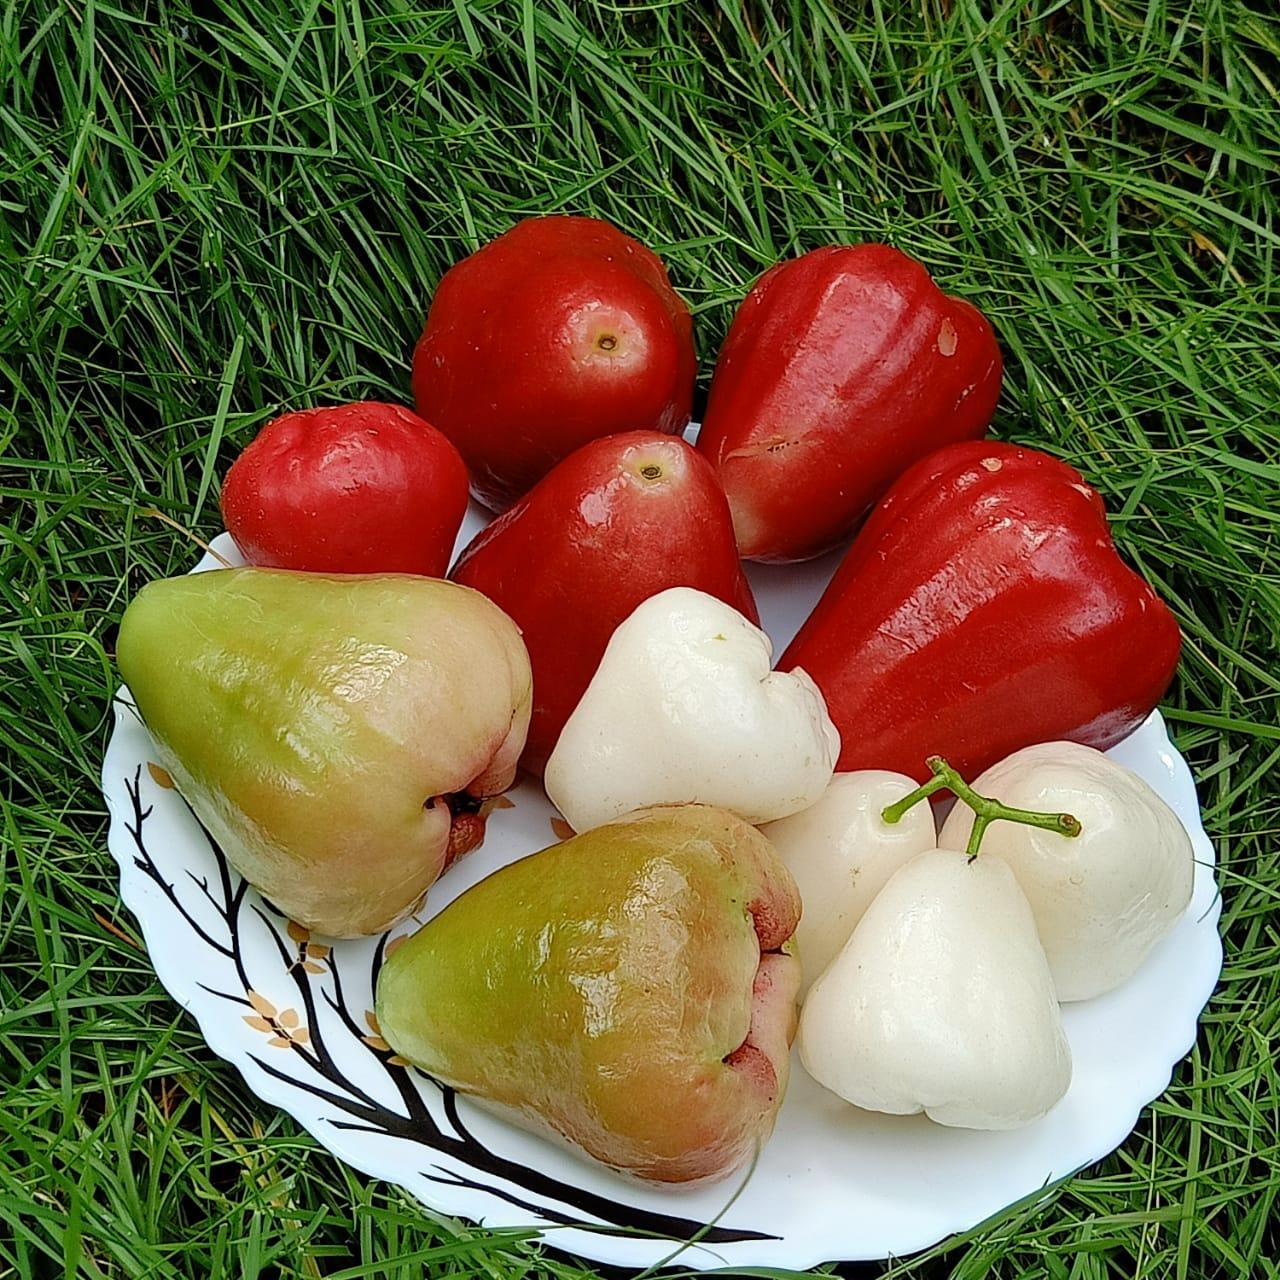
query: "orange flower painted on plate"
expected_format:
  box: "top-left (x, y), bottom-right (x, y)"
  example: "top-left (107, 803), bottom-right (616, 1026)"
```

top-left (362, 1009), bottom-right (410, 1066)
top-left (243, 991), bottom-right (310, 1048)
top-left (147, 762), bottom-right (175, 789)
top-left (287, 919), bottom-right (331, 973)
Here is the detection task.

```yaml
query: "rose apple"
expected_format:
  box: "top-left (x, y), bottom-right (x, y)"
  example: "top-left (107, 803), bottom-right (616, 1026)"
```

top-left (117, 569), bottom-right (532, 936)
top-left (221, 401), bottom-right (469, 577)
top-left (376, 804), bottom-right (801, 1183)
top-left (697, 244), bottom-right (1002, 562)
top-left (413, 216), bottom-right (695, 510)
top-left (451, 431), bottom-right (756, 775)
top-left (780, 441), bottom-right (1181, 780)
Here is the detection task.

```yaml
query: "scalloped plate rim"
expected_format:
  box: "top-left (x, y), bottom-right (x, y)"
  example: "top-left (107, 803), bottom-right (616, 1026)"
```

top-left (100, 528), bottom-right (1223, 1270)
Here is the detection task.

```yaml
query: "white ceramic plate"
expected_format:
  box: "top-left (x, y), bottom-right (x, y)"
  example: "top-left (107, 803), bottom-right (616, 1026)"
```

top-left (102, 508), bottom-right (1222, 1271)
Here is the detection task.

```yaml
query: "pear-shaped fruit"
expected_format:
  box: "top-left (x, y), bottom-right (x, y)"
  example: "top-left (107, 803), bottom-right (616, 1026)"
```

top-left (779, 442), bottom-right (1180, 780)
top-left (451, 430), bottom-right (757, 776)
top-left (760, 771), bottom-right (937, 995)
top-left (544, 587), bottom-right (839, 831)
top-left (798, 850), bottom-right (1071, 1130)
top-left (939, 741), bottom-right (1194, 1000)
top-left (376, 804), bottom-right (802, 1183)
top-left (117, 568), bottom-right (532, 937)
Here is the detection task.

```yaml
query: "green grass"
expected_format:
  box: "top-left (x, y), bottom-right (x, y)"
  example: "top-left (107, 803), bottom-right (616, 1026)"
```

top-left (3, 0), bottom-right (1278, 1275)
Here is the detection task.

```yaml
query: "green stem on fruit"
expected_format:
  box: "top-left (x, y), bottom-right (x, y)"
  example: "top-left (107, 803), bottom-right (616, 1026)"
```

top-left (881, 754), bottom-right (1081, 860)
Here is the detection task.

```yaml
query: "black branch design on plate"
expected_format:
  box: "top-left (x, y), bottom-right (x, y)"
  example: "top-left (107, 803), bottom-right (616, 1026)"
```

top-left (123, 767), bottom-right (774, 1245)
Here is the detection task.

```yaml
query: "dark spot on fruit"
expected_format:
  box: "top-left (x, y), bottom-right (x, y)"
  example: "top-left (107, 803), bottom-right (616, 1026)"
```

top-left (639, 463), bottom-right (662, 480)
top-left (446, 791), bottom-right (485, 817)
top-left (596, 333), bottom-right (618, 351)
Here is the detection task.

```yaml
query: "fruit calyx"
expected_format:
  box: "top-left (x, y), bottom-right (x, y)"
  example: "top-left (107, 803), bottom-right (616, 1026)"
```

top-left (720, 952), bottom-right (796, 1091)
top-left (431, 790), bottom-right (502, 867)
top-left (747, 895), bottom-right (794, 953)
top-left (720, 899), bottom-right (800, 1077)
top-left (881, 754), bottom-right (1082, 859)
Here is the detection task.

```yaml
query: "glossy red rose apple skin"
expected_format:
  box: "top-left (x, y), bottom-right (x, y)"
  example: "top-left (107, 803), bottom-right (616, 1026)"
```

top-left (412, 216), bottom-right (696, 511)
top-left (698, 243), bottom-right (1003, 562)
top-left (220, 401), bottom-right (469, 577)
top-left (451, 430), bottom-right (758, 776)
top-left (780, 441), bottom-right (1181, 781)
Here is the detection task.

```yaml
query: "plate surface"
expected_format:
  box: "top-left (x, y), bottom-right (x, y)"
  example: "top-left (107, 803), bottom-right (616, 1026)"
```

top-left (102, 506), bottom-right (1222, 1270)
